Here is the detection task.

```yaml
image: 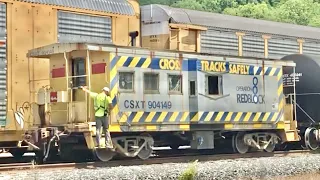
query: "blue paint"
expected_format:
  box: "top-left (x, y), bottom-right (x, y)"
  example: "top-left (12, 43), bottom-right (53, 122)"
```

top-left (264, 67), bottom-right (272, 75)
top-left (199, 112), bottom-right (209, 122)
top-left (256, 67), bottom-right (262, 75)
top-left (110, 56), bottom-right (120, 70)
top-left (122, 56), bottom-right (134, 67)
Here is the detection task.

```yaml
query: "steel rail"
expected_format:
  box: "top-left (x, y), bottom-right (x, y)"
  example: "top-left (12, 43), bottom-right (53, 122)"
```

top-left (0, 150), bottom-right (313, 172)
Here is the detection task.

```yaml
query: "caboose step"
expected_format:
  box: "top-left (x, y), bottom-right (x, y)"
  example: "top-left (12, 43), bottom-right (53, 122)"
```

top-left (284, 130), bottom-right (300, 142)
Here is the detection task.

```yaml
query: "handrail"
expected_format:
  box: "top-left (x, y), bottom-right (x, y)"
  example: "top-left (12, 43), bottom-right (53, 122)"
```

top-left (64, 52), bottom-right (70, 124)
top-left (284, 93), bottom-right (317, 124)
top-left (68, 75), bottom-right (88, 78)
top-left (86, 50), bottom-right (92, 122)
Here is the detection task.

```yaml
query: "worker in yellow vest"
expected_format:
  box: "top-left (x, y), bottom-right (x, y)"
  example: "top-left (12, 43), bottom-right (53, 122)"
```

top-left (81, 86), bottom-right (113, 149)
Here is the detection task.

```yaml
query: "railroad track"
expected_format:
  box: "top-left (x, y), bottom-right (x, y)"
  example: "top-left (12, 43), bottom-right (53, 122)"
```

top-left (0, 150), bottom-right (313, 172)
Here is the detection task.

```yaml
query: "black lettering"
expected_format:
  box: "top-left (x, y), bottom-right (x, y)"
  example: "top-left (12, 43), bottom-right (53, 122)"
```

top-left (141, 101), bottom-right (145, 108)
top-left (130, 100), bottom-right (135, 108)
top-left (248, 94), bottom-right (252, 103)
top-left (124, 100), bottom-right (129, 108)
top-left (241, 94), bottom-right (246, 103)
top-left (259, 95), bottom-right (265, 104)
top-left (135, 101), bottom-right (140, 108)
top-left (237, 94), bottom-right (241, 103)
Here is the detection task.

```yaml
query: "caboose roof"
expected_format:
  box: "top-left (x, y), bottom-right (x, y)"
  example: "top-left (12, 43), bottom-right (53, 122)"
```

top-left (27, 42), bottom-right (296, 67)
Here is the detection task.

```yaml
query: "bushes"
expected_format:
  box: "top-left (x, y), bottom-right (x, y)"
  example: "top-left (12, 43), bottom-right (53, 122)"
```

top-left (179, 160), bottom-right (198, 180)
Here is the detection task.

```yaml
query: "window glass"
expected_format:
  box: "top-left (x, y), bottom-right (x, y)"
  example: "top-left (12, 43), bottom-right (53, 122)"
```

top-left (207, 76), bottom-right (223, 95)
top-left (169, 75), bottom-right (182, 93)
top-left (119, 72), bottom-right (134, 90)
top-left (144, 73), bottom-right (159, 92)
top-left (72, 58), bottom-right (86, 87)
top-left (190, 81), bottom-right (196, 96)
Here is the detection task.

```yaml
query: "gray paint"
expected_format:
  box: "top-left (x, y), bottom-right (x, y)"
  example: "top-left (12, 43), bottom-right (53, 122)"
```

top-left (58, 11), bottom-right (112, 44)
top-left (242, 34), bottom-right (264, 58)
top-left (118, 67), bottom-right (190, 112)
top-left (268, 38), bottom-right (299, 59)
top-left (23, 0), bottom-right (135, 16)
top-left (141, 4), bottom-right (320, 59)
top-left (200, 29), bottom-right (238, 56)
top-left (196, 73), bottom-right (278, 113)
top-left (0, 3), bottom-right (5, 126)
top-left (141, 4), bottom-right (320, 40)
top-left (117, 59), bottom-right (280, 114)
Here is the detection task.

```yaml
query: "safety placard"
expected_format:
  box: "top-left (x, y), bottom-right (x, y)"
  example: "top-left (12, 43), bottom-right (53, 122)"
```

top-left (50, 92), bottom-right (58, 102)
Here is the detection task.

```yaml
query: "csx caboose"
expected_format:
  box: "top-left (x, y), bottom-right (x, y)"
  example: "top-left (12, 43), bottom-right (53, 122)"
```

top-left (23, 43), bottom-right (301, 162)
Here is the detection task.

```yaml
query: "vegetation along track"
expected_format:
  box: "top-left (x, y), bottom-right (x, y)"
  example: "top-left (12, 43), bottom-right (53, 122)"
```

top-left (0, 150), bottom-right (312, 172)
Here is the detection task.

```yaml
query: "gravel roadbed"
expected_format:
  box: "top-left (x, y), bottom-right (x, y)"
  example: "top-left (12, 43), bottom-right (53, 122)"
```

top-left (1, 153), bottom-right (320, 180)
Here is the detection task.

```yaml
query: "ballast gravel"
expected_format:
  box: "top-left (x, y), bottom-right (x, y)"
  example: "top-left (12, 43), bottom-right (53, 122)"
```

top-left (2, 153), bottom-right (320, 180)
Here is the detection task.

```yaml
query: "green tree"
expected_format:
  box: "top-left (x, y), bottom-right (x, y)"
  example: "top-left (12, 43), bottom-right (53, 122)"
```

top-left (223, 2), bottom-right (275, 20)
top-left (139, 0), bottom-right (176, 6)
top-left (139, 0), bottom-right (320, 28)
top-left (199, 0), bottom-right (238, 13)
top-left (171, 0), bottom-right (204, 11)
top-left (274, 0), bottom-right (315, 25)
top-left (309, 15), bottom-right (320, 27)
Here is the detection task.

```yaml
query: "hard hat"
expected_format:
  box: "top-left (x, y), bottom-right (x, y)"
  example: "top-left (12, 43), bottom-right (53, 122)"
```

top-left (102, 87), bottom-right (110, 92)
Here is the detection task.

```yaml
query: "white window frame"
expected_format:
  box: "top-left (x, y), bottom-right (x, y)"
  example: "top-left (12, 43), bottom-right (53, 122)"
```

top-left (118, 71), bottom-right (135, 93)
top-left (143, 72), bottom-right (160, 94)
top-left (205, 75), bottom-right (223, 96)
top-left (168, 74), bottom-right (183, 95)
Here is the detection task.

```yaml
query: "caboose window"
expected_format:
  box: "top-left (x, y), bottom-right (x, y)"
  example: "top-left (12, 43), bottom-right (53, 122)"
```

top-left (72, 57), bottom-right (86, 87)
top-left (144, 73), bottom-right (159, 93)
top-left (189, 81), bottom-right (196, 96)
top-left (207, 75), bottom-right (223, 95)
top-left (168, 74), bottom-right (182, 94)
top-left (119, 72), bottom-right (134, 91)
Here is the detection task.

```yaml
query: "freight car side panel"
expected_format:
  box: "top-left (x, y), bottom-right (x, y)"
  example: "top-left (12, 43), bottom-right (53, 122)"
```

top-left (111, 56), bottom-right (193, 124)
top-left (195, 60), bottom-right (283, 123)
top-left (110, 54), bottom-right (284, 126)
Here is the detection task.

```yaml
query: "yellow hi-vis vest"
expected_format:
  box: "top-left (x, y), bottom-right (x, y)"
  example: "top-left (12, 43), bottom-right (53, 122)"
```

top-left (90, 92), bottom-right (110, 117)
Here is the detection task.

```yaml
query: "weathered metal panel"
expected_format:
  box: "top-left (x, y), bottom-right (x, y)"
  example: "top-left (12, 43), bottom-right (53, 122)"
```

top-left (268, 37), bottom-right (299, 60)
top-left (303, 41), bottom-right (320, 56)
top-left (57, 11), bottom-right (112, 44)
top-left (19, 0), bottom-right (135, 16)
top-left (243, 34), bottom-right (264, 58)
top-left (0, 3), bottom-right (6, 127)
top-left (141, 4), bottom-right (320, 40)
top-left (200, 28), bottom-right (238, 56)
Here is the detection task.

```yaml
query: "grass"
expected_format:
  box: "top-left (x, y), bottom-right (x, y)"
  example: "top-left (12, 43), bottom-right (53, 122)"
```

top-left (178, 160), bottom-right (198, 180)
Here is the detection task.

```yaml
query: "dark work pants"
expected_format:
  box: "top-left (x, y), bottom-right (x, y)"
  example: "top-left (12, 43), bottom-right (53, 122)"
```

top-left (96, 116), bottom-right (109, 145)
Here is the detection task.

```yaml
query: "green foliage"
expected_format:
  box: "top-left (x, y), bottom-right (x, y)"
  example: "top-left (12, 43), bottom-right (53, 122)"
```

top-left (139, 0), bottom-right (320, 27)
top-left (178, 160), bottom-right (198, 180)
top-left (223, 2), bottom-right (276, 20)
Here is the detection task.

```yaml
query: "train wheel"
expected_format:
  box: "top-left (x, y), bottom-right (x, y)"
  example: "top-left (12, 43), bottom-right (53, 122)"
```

top-left (137, 133), bottom-right (154, 160)
top-left (93, 148), bottom-right (116, 162)
top-left (9, 148), bottom-right (27, 159)
top-left (264, 143), bottom-right (276, 152)
top-left (263, 134), bottom-right (277, 153)
top-left (304, 127), bottom-right (319, 150)
top-left (232, 132), bottom-right (249, 154)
